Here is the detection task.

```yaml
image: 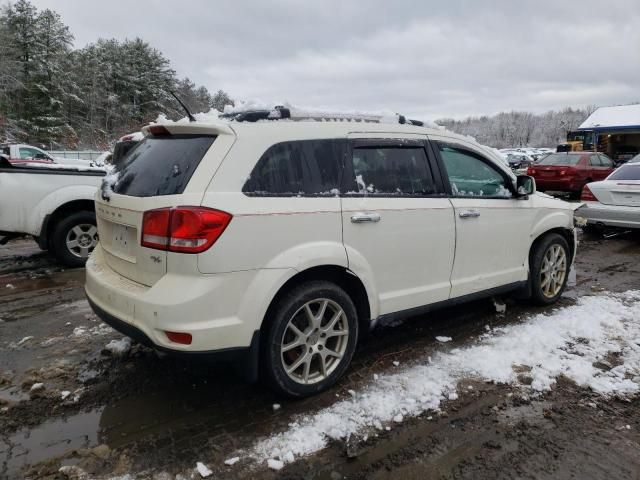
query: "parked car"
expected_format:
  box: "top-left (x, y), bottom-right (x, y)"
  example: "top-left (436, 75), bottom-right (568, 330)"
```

top-left (1, 143), bottom-right (105, 168)
top-left (0, 160), bottom-right (105, 266)
top-left (628, 153), bottom-right (640, 164)
top-left (505, 152), bottom-right (534, 170)
top-left (527, 152), bottom-right (615, 196)
top-left (85, 110), bottom-right (577, 398)
top-left (576, 162), bottom-right (640, 230)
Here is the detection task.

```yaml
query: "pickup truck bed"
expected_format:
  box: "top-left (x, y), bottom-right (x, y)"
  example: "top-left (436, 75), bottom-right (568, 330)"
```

top-left (0, 163), bottom-right (105, 267)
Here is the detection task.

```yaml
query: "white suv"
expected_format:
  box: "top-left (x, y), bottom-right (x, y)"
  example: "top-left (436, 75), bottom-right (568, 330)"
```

top-left (85, 109), bottom-right (577, 397)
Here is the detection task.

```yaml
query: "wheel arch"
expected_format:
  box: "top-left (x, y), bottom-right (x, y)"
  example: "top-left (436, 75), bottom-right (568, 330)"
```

top-left (529, 227), bottom-right (575, 266)
top-left (259, 265), bottom-right (372, 343)
top-left (39, 199), bottom-right (95, 250)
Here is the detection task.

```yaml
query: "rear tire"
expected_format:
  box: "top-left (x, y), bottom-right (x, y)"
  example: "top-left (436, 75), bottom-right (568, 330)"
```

top-left (529, 233), bottom-right (570, 305)
top-left (261, 281), bottom-right (359, 398)
top-left (50, 211), bottom-right (98, 268)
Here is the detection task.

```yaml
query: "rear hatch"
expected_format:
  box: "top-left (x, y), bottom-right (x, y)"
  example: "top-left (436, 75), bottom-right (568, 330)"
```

top-left (96, 124), bottom-right (233, 286)
top-left (591, 164), bottom-right (640, 206)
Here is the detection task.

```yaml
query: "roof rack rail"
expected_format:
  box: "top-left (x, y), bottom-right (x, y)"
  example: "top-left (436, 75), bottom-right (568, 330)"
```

top-left (219, 106), bottom-right (424, 126)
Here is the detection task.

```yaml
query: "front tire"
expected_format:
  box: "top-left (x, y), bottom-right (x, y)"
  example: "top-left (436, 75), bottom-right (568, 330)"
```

top-left (262, 281), bottom-right (359, 398)
top-left (529, 233), bottom-right (570, 305)
top-left (50, 211), bottom-right (98, 268)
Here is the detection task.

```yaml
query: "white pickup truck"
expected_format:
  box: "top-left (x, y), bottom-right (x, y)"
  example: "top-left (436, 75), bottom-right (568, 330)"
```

top-left (0, 157), bottom-right (106, 267)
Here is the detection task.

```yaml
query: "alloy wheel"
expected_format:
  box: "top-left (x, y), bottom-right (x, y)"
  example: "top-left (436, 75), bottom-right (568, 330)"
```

top-left (540, 244), bottom-right (567, 298)
top-left (280, 298), bottom-right (349, 385)
top-left (65, 224), bottom-right (98, 258)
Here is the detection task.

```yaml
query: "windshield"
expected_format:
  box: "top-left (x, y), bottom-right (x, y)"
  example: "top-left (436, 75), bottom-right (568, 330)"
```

top-left (608, 165), bottom-right (640, 181)
top-left (538, 154), bottom-right (581, 166)
top-left (108, 135), bottom-right (215, 197)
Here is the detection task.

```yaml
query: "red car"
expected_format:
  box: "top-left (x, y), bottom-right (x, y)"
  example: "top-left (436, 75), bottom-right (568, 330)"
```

top-left (527, 152), bottom-right (615, 195)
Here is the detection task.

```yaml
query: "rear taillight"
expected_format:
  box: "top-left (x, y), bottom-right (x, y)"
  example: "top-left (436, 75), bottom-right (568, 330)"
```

top-left (141, 209), bottom-right (172, 250)
top-left (141, 207), bottom-right (232, 253)
top-left (527, 167), bottom-right (535, 175)
top-left (580, 184), bottom-right (597, 201)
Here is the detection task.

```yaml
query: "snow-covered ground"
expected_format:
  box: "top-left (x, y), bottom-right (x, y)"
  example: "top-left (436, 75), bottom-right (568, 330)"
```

top-left (245, 291), bottom-right (640, 468)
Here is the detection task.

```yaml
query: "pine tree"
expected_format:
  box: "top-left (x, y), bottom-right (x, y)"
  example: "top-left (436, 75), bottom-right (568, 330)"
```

top-left (0, 0), bottom-right (233, 148)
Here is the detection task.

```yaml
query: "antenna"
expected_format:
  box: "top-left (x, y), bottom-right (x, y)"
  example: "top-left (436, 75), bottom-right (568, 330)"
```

top-left (169, 91), bottom-right (196, 122)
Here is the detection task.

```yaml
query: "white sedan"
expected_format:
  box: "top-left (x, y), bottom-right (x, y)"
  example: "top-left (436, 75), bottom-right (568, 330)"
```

top-left (577, 163), bottom-right (640, 229)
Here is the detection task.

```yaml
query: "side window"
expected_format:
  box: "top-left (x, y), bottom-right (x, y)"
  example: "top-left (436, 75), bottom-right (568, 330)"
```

top-left (19, 148), bottom-right (40, 159)
top-left (243, 139), bottom-right (343, 196)
top-left (599, 155), bottom-right (613, 167)
top-left (438, 143), bottom-right (512, 198)
top-left (347, 146), bottom-right (435, 196)
top-left (589, 155), bottom-right (601, 166)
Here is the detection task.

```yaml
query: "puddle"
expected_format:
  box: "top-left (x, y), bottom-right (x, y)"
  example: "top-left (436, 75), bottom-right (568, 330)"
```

top-left (0, 386), bottom-right (29, 403)
top-left (0, 409), bottom-right (103, 478)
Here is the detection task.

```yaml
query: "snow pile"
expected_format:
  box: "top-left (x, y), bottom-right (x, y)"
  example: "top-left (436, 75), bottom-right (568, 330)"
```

top-left (195, 462), bottom-right (212, 477)
top-left (100, 167), bottom-right (120, 200)
top-left (154, 110), bottom-right (224, 125)
top-left (250, 292), bottom-right (640, 466)
top-left (104, 337), bottom-right (132, 356)
top-left (154, 99), bottom-right (444, 129)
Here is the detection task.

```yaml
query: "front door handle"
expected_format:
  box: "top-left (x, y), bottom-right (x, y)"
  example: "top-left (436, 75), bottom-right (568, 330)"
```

top-left (459, 210), bottom-right (480, 219)
top-left (351, 212), bottom-right (381, 223)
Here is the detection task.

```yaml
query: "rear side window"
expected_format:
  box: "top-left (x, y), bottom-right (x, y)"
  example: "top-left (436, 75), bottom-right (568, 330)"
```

top-left (346, 146), bottom-right (435, 196)
top-left (243, 140), bottom-right (344, 196)
top-left (608, 165), bottom-right (640, 181)
top-left (589, 155), bottom-right (601, 166)
top-left (111, 135), bottom-right (215, 197)
top-left (599, 155), bottom-right (614, 167)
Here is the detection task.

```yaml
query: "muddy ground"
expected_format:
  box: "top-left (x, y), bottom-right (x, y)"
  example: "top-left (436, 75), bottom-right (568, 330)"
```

top-left (1, 231), bottom-right (639, 480)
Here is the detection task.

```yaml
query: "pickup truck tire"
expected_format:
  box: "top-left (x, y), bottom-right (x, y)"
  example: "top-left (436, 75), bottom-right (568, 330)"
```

top-left (529, 233), bottom-right (570, 305)
top-left (50, 211), bottom-right (98, 268)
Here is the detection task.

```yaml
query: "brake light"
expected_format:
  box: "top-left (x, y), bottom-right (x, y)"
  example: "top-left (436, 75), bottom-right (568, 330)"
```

top-left (141, 207), bottom-right (232, 253)
top-left (580, 184), bottom-right (597, 201)
top-left (165, 331), bottom-right (192, 345)
top-left (148, 125), bottom-right (171, 136)
top-left (527, 167), bottom-right (535, 175)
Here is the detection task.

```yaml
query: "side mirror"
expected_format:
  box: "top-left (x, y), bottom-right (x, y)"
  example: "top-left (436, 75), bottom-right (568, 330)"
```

top-left (516, 175), bottom-right (536, 197)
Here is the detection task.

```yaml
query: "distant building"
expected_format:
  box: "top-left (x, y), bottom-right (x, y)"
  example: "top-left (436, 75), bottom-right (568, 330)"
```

top-left (578, 104), bottom-right (640, 162)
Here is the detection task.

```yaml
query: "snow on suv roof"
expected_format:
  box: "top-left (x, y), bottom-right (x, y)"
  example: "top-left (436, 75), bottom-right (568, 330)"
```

top-left (147, 104), bottom-right (511, 176)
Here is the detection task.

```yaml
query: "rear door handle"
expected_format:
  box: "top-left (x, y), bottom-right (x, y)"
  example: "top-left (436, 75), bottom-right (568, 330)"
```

top-left (351, 212), bottom-right (381, 223)
top-left (459, 210), bottom-right (480, 219)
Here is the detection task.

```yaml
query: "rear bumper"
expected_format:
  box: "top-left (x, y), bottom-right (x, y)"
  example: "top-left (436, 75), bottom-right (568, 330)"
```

top-left (85, 244), bottom-right (290, 353)
top-left (575, 202), bottom-right (640, 229)
top-left (534, 177), bottom-right (581, 192)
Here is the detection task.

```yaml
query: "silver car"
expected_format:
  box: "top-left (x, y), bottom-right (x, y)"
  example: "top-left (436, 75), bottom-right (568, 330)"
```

top-left (577, 162), bottom-right (640, 229)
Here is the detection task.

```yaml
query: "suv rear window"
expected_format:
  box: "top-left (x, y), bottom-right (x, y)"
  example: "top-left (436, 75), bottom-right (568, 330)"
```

top-left (111, 135), bottom-right (215, 197)
top-left (242, 140), bottom-right (344, 196)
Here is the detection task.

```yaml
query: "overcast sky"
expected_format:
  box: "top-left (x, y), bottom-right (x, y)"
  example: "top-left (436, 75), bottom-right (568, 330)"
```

top-left (29, 0), bottom-right (640, 121)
